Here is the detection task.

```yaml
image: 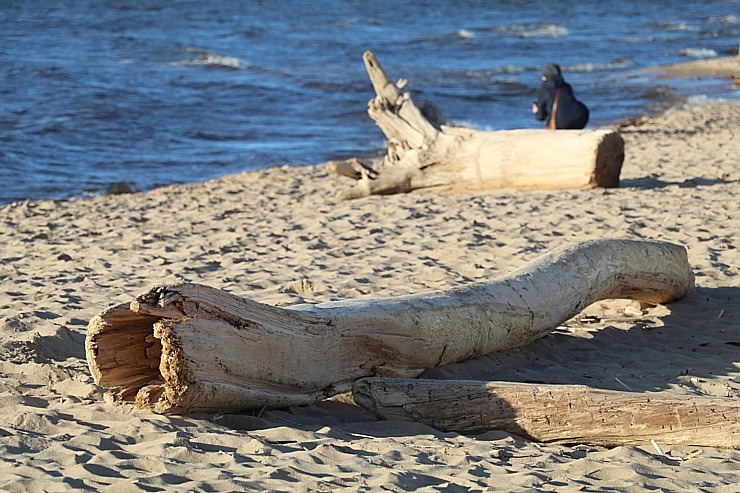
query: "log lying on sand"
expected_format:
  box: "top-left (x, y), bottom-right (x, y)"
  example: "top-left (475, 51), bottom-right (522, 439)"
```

top-left (329, 51), bottom-right (625, 200)
top-left (86, 239), bottom-right (693, 414)
top-left (352, 379), bottom-right (740, 448)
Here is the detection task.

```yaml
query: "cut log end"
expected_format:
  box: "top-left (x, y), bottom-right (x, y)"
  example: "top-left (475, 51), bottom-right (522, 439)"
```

top-left (593, 131), bottom-right (625, 187)
top-left (86, 302), bottom-right (169, 412)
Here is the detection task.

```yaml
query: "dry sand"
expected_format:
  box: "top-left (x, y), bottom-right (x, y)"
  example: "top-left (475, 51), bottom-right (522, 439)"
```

top-left (643, 55), bottom-right (740, 80)
top-left (1, 101), bottom-right (738, 491)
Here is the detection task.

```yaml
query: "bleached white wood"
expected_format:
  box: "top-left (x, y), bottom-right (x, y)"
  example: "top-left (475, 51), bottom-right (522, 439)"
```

top-left (333, 52), bottom-right (624, 199)
top-left (86, 239), bottom-right (693, 414)
top-left (352, 378), bottom-right (739, 448)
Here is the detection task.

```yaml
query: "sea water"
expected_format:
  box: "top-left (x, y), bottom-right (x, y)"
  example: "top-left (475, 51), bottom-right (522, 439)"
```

top-left (1, 0), bottom-right (738, 204)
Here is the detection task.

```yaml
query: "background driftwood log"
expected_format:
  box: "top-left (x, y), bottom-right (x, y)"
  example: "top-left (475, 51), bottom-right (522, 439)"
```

top-left (329, 51), bottom-right (625, 199)
top-left (352, 378), bottom-right (740, 448)
top-left (86, 239), bottom-right (693, 414)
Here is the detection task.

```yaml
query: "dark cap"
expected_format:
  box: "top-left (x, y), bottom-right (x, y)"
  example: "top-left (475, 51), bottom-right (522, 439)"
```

top-left (542, 63), bottom-right (562, 80)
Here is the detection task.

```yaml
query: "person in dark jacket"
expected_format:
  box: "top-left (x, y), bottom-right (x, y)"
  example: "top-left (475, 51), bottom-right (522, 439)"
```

top-left (532, 63), bottom-right (589, 129)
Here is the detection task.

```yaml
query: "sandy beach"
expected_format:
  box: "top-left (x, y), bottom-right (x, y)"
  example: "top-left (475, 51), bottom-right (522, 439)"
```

top-left (1, 98), bottom-right (738, 490)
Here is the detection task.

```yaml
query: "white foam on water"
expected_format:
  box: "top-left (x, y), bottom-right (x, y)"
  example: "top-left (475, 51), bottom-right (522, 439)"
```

top-left (566, 60), bottom-right (634, 73)
top-left (682, 94), bottom-right (728, 107)
top-left (714, 15), bottom-right (738, 25)
top-left (170, 48), bottom-right (247, 69)
top-left (679, 48), bottom-right (719, 58)
top-left (657, 22), bottom-right (700, 31)
top-left (496, 23), bottom-right (569, 38)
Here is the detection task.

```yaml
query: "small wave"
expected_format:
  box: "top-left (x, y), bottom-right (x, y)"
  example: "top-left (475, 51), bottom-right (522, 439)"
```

top-left (662, 94), bottom-right (729, 116)
top-left (408, 30), bottom-right (476, 46)
top-left (331, 17), bottom-right (361, 26)
top-left (713, 15), bottom-right (738, 25)
top-left (566, 59), bottom-right (634, 72)
top-left (465, 65), bottom-right (525, 78)
top-left (80, 182), bottom-right (139, 199)
top-left (448, 119), bottom-right (490, 131)
top-left (679, 48), bottom-right (718, 58)
top-left (190, 131), bottom-right (247, 142)
top-left (171, 48), bottom-right (246, 69)
top-left (681, 94), bottom-right (728, 107)
top-left (625, 36), bottom-right (655, 43)
top-left (330, 17), bottom-right (380, 27)
top-left (655, 22), bottom-right (699, 31)
top-left (496, 23), bottom-right (568, 38)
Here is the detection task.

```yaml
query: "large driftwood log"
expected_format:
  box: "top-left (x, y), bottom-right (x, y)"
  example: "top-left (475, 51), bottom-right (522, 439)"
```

top-left (352, 378), bottom-right (740, 448)
top-left (86, 239), bottom-right (693, 414)
top-left (330, 51), bottom-right (624, 200)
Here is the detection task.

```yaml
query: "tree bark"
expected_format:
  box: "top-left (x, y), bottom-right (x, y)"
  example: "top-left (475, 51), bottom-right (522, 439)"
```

top-left (352, 378), bottom-right (739, 448)
top-left (332, 51), bottom-right (625, 200)
top-left (86, 239), bottom-right (693, 414)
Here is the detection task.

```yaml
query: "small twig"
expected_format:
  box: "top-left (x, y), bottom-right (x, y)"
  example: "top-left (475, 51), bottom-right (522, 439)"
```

top-left (256, 403), bottom-right (268, 418)
top-left (684, 449), bottom-right (702, 461)
top-left (650, 439), bottom-right (664, 455)
top-left (614, 377), bottom-right (633, 391)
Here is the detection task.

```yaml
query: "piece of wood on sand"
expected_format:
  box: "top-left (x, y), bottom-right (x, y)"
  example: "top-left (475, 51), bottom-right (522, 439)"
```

top-left (86, 239), bottom-right (693, 414)
top-left (352, 378), bottom-right (739, 449)
top-left (328, 51), bottom-right (625, 200)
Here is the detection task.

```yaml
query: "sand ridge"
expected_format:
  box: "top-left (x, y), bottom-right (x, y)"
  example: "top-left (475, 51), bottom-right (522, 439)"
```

top-left (0, 102), bottom-right (738, 491)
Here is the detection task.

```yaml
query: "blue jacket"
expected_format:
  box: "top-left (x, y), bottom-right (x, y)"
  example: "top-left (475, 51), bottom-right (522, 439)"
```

top-left (535, 75), bottom-right (589, 129)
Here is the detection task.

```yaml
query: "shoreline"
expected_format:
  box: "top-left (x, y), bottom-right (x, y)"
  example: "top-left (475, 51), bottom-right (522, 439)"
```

top-left (1, 99), bottom-right (738, 490)
top-left (3, 57), bottom-right (740, 208)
